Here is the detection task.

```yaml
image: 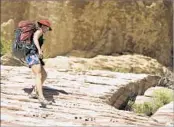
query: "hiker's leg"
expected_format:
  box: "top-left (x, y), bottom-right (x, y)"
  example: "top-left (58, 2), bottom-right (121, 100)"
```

top-left (31, 64), bottom-right (45, 99)
top-left (30, 67), bottom-right (38, 96)
top-left (29, 58), bottom-right (47, 97)
top-left (41, 66), bottom-right (47, 85)
top-left (32, 65), bottom-right (47, 85)
top-left (29, 66), bottom-right (47, 99)
top-left (32, 64), bottom-right (52, 106)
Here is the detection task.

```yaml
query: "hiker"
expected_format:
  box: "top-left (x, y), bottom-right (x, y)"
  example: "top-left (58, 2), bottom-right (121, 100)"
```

top-left (26, 20), bottom-right (52, 106)
top-left (12, 19), bottom-right (52, 107)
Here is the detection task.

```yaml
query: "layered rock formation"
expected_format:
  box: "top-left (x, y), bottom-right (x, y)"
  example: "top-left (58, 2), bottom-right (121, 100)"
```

top-left (152, 101), bottom-right (174, 126)
top-left (1, 54), bottom-right (168, 75)
top-left (1, 0), bottom-right (173, 66)
top-left (1, 1), bottom-right (173, 125)
top-left (1, 65), bottom-right (169, 126)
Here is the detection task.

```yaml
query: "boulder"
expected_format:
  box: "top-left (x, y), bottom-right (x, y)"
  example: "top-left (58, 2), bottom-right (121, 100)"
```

top-left (144, 86), bottom-right (167, 97)
top-left (1, 54), bottom-right (24, 66)
top-left (151, 102), bottom-right (174, 125)
top-left (134, 96), bottom-right (153, 104)
top-left (45, 54), bottom-right (168, 76)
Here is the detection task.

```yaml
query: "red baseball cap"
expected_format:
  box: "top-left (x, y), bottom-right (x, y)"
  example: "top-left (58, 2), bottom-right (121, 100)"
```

top-left (38, 19), bottom-right (52, 31)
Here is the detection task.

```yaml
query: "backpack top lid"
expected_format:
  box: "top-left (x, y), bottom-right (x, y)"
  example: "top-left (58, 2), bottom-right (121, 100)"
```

top-left (18, 20), bottom-right (35, 28)
top-left (17, 20), bottom-right (36, 42)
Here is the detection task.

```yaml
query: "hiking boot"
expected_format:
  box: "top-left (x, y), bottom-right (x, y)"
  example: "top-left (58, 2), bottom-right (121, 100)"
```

top-left (29, 86), bottom-right (38, 99)
top-left (29, 93), bottom-right (38, 99)
top-left (39, 97), bottom-right (52, 108)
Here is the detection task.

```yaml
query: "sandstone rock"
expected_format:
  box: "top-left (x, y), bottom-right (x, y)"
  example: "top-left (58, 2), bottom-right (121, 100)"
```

top-left (157, 69), bottom-right (174, 90)
top-left (66, 50), bottom-right (97, 58)
top-left (43, 56), bottom-right (70, 70)
top-left (134, 96), bottom-right (153, 104)
top-left (165, 122), bottom-right (174, 127)
top-left (2, 53), bottom-right (169, 77)
top-left (45, 54), bottom-right (168, 76)
top-left (1, 19), bottom-right (15, 55)
top-left (1, 19), bottom-right (14, 40)
top-left (151, 101), bottom-right (174, 124)
top-left (144, 86), bottom-right (168, 97)
top-left (1, 0), bottom-right (173, 66)
top-left (1, 65), bottom-right (164, 126)
top-left (1, 54), bottom-right (25, 66)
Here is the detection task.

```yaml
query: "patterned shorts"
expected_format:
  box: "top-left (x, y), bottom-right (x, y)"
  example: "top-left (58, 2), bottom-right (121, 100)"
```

top-left (25, 54), bottom-right (42, 68)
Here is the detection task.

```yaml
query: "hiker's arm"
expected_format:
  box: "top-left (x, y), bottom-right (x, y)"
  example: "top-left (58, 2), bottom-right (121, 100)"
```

top-left (33, 30), bottom-right (42, 53)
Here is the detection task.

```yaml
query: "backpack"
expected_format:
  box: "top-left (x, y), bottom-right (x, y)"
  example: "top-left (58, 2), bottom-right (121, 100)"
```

top-left (12, 20), bottom-right (37, 59)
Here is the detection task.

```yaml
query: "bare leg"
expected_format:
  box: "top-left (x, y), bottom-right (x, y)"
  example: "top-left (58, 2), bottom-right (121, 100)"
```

top-left (41, 66), bottom-right (47, 85)
top-left (30, 65), bottom-right (47, 98)
top-left (30, 67), bottom-right (37, 96)
top-left (31, 64), bottom-right (51, 107)
top-left (31, 64), bottom-right (45, 99)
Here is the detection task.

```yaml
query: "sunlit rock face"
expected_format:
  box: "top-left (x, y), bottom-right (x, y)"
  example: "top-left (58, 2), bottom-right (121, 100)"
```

top-left (1, 0), bottom-right (173, 66)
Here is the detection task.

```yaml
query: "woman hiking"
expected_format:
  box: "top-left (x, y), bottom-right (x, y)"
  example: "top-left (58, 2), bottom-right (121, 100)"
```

top-left (25, 19), bottom-right (52, 107)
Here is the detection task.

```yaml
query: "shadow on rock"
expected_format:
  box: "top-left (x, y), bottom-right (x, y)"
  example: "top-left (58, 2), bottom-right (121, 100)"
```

top-left (23, 86), bottom-right (69, 103)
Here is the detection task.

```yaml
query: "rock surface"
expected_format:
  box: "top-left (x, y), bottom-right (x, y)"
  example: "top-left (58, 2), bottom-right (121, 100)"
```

top-left (157, 69), bottom-right (174, 90)
top-left (1, 19), bottom-right (14, 41)
top-left (1, 54), bottom-right (167, 75)
top-left (1, 0), bottom-right (173, 66)
top-left (44, 54), bottom-right (167, 76)
top-left (1, 54), bottom-right (24, 66)
top-left (144, 86), bottom-right (172, 97)
top-left (1, 65), bottom-right (167, 126)
top-left (151, 102), bottom-right (174, 126)
top-left (134, 96), bottom-right (153, 105)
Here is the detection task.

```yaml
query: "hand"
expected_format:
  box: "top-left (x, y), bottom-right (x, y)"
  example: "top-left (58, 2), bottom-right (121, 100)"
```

top-left (38, 50), bottom-right (43, 59)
